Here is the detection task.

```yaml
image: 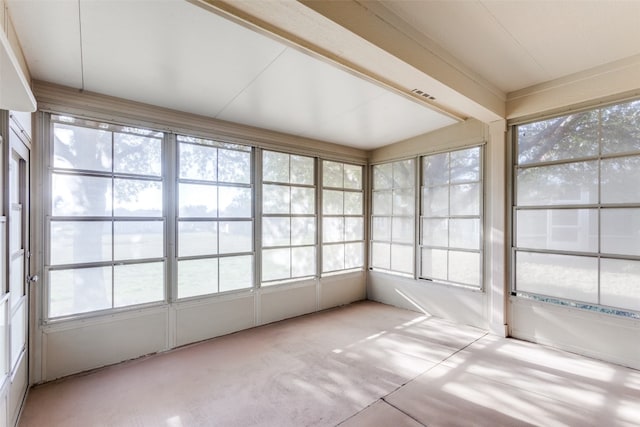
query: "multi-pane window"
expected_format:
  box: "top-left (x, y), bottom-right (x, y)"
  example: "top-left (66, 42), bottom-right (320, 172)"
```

top-left (322, 161), bottom-right (364, 274)
top-left (48, 116), bottom-right (165, 318)
top-left (420, 147), bottom-right (483, 288)
top-left (261, 151), bottom-right (316, 284)
top-left (514, 99), bottom-right (640, 314)
top-left (370, 159), bottom-right (415, 275)
top-left (177, 136), bottom-right (253, 298)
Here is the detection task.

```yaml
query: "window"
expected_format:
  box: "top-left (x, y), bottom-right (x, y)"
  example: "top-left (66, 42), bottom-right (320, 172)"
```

top-left (261, 151), bottom-right (316, 284)
top-left (420, 147), bottom-right (483, 288)
top-left (514, 99), bottom-right (640, 315)
top-left (370, 159), bottom-right (415, 275)
top-left (48, 116), bottom-right (165, 318)
top-left (177, 136), bottom-right (253, 298)
top-left (322, 161), bottom-right (364, 274)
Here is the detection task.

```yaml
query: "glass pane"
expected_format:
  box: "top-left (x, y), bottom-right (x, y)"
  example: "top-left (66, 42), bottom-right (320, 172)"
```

top-left (179, 183), bottom-right (217, 218)
top-left (372, 216), bottom-right (391, 241)
top-left (422, 218), bottom-right (448, 247)
top-left (291, 187), bottom-right (315, 214)
top-left (219, 221), bottom-right (253, 253)
top-left (291, 217), bottom-right (315, 245)
top-left (52, 173), bottom-right (112, 216)
top-left (219, 256), bottom-right (253, 292)
top-left (516, 161), bottom-right (598, 206)
top-left (262, 248), bottom-right (290, 282)
top-left (515, 252), bottom-right (598, 303)
top-left (391, 244), bottom-right (413, 274)
top-left (449, 251), bottom-right (480, 286)
top-left (393, 189), bottom-right (414, 216)
top-left (263, 151), bottom-right (289, 183)
top-left (601, 208), bottom-right (640, 256)
top-left (449, 219), bottom-right (480, 250)
top-left (53, 123), bottom-right (112, 172)
top-left (10, 303), bottom-right (25, 370)
top-left (423, 153), bottom-right (449, 186)
top-left (392, 217), bottom-right (414, 244)
top-left (600, 100), bottom-right (640, 155)
top-left (421, 248), bottom-right (447, 280)
top-left (178, 221), bottom-right (217, 257)
top-left (516, 209), bottom-right (597, 252)
top-left (323, 217), bottom-right (344, 243)
top-left (600, 258), bottom-right (640, 312)
top-left (450, 183), bottom-right (480, 216)
top-left (291, 155), bottom-right (314, 185)
top-left (344, 164), bottom-right (362, 189)
top-left (114, 133), bottom-right (161, 176)
top-left (219, 186), bottom-right (252, 218)
top-left (50, 221), bottom-right (111, 265)
top-left (345, 242), bottom-right (364, 269)
top-left (517, 111), bottom-right (600, 165)
top-left (393, 159), bottom-right (414, 188)
top-left (373, 163), bottom-right (392, 190)
top-left (323, 161), bottom-right (342, 188)
top-left (10, 256), bottom-right (23, 305)
top-left (114, 221), bottom-right (163, 260)
top-left (422, 186), bottom-right (448, 217)
top-left (601, 156), bottom-right (640, 204)
top-left (344, 192), bottom-right (362, 215)
top-left (114, 179), bottom-right (162, 217)
top-left (323, 244), bottom-right (344, 272)
top-left (263, 184), bottom-right (289, 214)
top-left (372, 191), bottom-right (392, 215)
top-left (178, 259), bottom-right (218, 298)
top-left (450, 147), bottom-right (480, 183)
top-left (371, 242), bottom-right (390, 269)
top-left (262, 217), bottom-right (290, 247)
top-left (49, 267), bottom-right (112, 317)
top-left (323, 190), bottom-right (343, 215)
top-left (218, 149), bottom-right (251, 184)
top-left (114, 262), bottom-right (164, 307)
top-left (292, 246), bottom-right (315, 277)
top-left (345, 217), bottom-right (363, 241)
top-left (179, 142), bottom-right (216, 181)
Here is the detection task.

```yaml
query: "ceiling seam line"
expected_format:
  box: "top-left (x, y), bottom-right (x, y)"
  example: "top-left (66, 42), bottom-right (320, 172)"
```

top-left (78, 0), bottom-right (85, 91)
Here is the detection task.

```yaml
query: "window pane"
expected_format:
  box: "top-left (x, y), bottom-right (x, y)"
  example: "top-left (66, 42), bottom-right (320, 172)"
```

top-left (600, 258), bottom-right (640, 312)
top-left (516, 209), bottom-right (597, 252)
top-left (179, 183), bottom-right (217, 218)
top-left (516, 161), bottom-right (598, 206)
top-left (262, 248), bottom-right (290, 282)
top-left (516, 252), bottom-right (598, 303)
top-left (371, 242), bottom-right (390, 269)
top-left (219, 256), bottom-right (253, 292)
top-left (450, 147), bottom-right (480, 183)
top-left (422, 218), bottom-right (448, 247)
top-left (114, 221), bottom-right (163, 260)
top-left (179, 143), bottom-right (217, 181)
top-left (323, 161), bottom-right (342, 188)
top-left (372, 217), bottom-right (391, 241)
top-left (345, 217), bottom-right (363, 241)
top-left (114, 179), bottom-right (162, 217)
top-left (178, 221), bottom-right (217, 257)
top-left (178, 259), bottom-right (218, 298)
top-left (50, 221), bottom-right (111, 265)
top-left (373, 163), bottom-right (392, 190)
top-left (422, 153), bottom-right (449, 186)
top-left (219, 186), bottom-right (251, 218)
top-left (422, 186), bottom-right (448, 217)
top-left (344, 192), bottom-right (362, 215)
top-left (262, 217), bottom-right (290, 247)
top-left (391, 244), bottom-right (413, 274)
top-left (291, 187), bottom-right (315, 214)
top-left (263, 184), bottom-right (290, 214)
top-left (344, 164), bottom-right (362, 189)
top-left (393, 189), bottom-right (414, 216)
top-left (114, 133), bottom-right (161, 176)
top-left (448, 251), bottom-right (480, 286)
top-left (53, 123), bottom-right (112, 172)
top-left (601, 208), bottom-right (640, 256)
top-left (323, 190), bottom-right (343, 215)
top-left (345, 242), bottom-right (364, 269)
top-left (292, 246), bottom-right (315, 277)
top-left (450, 183), bottom-right (479, 216)
top-left (392, 217), bottom-right (414, 244)
top-left (372, 191), bottom-right (392, 215)
top-left (600, 100), bottom-right (640, 155)
top-left (291, 217), bottom-right (315, 245)
top-left (449, 219), bottom-right (480, 250)
top-left (323, 217), bottom-right (344, 243)
top-left (421, 248), bottom-right (447, 280)
top-left (291, 155), bottom-right (314, 185)
top-left (52, 174), bottom-right (112, 216)
top-left (263, 151), bottom-right (289, 183)
top-left (323, 244), bottom-right (344, 272)
top-left (114, 262), bottom-right (164, 307)
top-left (49, 267), bottom-right (112, 317)
top-left (601, 156), bottom-right (640, 204)
top-left (219, 221), bottom-right (253, 253)
top-left (393, 159), bottom-right (414, 188)
top-left (218, 149), bottom-right (250, 184)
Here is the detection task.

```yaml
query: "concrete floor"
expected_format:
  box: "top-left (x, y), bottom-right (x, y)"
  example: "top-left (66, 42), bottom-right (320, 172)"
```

top-left (19, 301), bottom-right (640, 426)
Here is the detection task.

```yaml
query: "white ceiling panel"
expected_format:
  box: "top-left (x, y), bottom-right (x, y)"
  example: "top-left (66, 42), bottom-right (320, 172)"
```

top-left (7, 0), bottom-right (83, 88)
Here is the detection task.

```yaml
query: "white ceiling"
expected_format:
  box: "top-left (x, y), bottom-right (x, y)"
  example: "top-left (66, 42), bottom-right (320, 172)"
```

top-left (6, 0), bottom-right (457, 149)
top-left (380, 0), bottom-right (640, 93)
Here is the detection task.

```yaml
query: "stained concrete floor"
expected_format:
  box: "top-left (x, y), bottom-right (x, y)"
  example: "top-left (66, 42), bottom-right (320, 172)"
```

top-left (19, 301), bottom-right (640, 426)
